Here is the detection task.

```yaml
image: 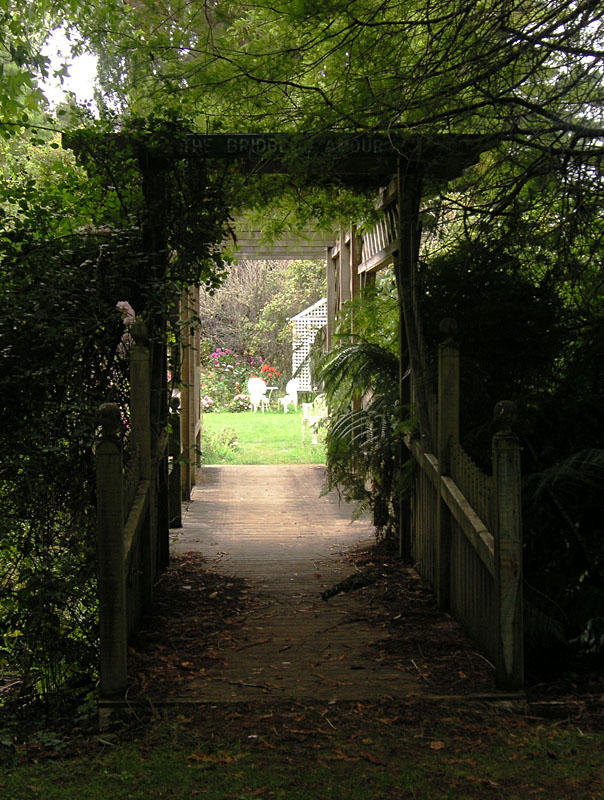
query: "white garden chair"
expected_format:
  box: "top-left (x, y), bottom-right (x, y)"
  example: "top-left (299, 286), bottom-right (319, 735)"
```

top-left (301, 394), bottom-right (327, 443)
top-left (277, 378), bottom-right (299, 413)
top-left (247, 377), bottom-right (269, 413)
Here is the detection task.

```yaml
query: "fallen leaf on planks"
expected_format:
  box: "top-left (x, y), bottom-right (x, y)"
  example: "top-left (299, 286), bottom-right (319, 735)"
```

top-left (430, 740), bottom-right (446, 751)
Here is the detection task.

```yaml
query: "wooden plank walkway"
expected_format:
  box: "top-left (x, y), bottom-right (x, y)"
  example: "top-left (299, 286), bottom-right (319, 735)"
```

top-left (168, 465), bottom-right (421, 702)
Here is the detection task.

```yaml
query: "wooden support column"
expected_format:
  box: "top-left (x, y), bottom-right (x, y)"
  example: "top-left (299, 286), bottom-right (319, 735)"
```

top-left (167, 308), bottom-right (182, 499)
top-left (492, 401), bottom-right (524, 688)
top-left (339, 226), bottom-right (351, 308)
top-left (394, 252), bottom-right (410, 560)
top-left (326, 246), bottom-right (336, 350)
top-left (139, 147), bottom-right (170, 576)
top-left (138, 148), bottom-right (169, 433)
top-left (349, 226), bottom-right (363, 413)
top-left (158, 451), bottom-right (170, 570)
top-left (156, 332), bottom-right (171, 566)
top-left (192, 285), bottom-right (201, 477)
top-left (168, 396), bottom-right (183, 528)
top-left (393, 165), bottom-right (428, 559)
top-left (349, 225), bottom-right (362, 346)
top-left (96, 403), bottom-right (127, 697)
top-left (436, 319), bottom-right (460, 610)
top-left (180, 289), bottom-right (193, 500)
top-left (350, 226), bottom-right (361, 304)
top-left (179, 285), bottom-right (200, 498)
top-left (130, 321), bottom-right (152, 481)
top-left (393, 164), bottom-right (432, 451)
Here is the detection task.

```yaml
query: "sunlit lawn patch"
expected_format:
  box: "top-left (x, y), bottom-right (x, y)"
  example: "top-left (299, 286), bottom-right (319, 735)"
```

top-left (201, 410), bottom-right (325, 465)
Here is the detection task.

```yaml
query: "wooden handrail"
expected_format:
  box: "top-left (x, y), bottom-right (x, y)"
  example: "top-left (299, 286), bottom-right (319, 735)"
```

top-left (405, 436), bottom-right (495, 574)
top-left (440, 476), bottom-right (495, 576)
top-left (123, 479), bottom-right (151, 572)
top-left (402, 326), bottom-right (523, 688)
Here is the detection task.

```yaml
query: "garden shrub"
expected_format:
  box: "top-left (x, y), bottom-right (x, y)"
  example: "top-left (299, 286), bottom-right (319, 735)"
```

top-left (418, 239), bottom-right (604, 662)
top-left (200, 427), bottom-right (240, 463)
top-left (200, 347), bottom-right (255, 411)
top-left (0, 230), bottom-right (145, 700)
top-left (315, 278), bottom-right (407, 542)
top-left (199, 347), bottom-right (283, 412)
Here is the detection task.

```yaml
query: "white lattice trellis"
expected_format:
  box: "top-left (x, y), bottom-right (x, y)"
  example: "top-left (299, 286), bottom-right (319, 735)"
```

top-left (290, 298), bottom-right (328, 391)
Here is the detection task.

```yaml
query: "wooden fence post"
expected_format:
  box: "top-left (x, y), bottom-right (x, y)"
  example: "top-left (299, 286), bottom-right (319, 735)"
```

top-left (436, 318), bottom-right (460, 610)
top-left (326, 246), bottom-right (336, 351)
top-left (96, 402), bottom-right (127, 697)
top-left (169, 395), bottom-right (182, 528)
top-left (492, 400), bottom-right (524, 688)
top-left (129, 320), bottom-right (154, 610)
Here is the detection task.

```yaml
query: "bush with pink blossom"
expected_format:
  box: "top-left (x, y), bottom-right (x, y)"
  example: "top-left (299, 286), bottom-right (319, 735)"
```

top-left (201, 347), bottom-right (258, 411)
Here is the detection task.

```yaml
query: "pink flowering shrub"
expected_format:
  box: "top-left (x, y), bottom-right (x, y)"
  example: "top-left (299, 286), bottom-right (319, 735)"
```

top-left (228, 393), bottom-right (251, 412)
top-left (200, 347), bottom-right (261, 412)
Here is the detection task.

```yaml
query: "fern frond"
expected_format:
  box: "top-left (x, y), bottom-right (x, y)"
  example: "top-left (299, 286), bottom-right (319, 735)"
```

top-left (526, 448), bottom-right (604, 509)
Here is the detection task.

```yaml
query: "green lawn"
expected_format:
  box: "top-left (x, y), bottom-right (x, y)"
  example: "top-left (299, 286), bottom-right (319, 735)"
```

top-left (201, 410), bottom-right (325, 464)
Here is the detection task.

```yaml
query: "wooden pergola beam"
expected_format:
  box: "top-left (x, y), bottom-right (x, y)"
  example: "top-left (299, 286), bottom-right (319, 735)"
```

top-left (180, 132), bottom-right (497, 191)
top-left (64, 130), bottom-right (497, 191)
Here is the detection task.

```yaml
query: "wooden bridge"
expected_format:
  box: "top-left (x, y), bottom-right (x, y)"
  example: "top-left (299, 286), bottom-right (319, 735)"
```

top-left (96, 272), bottom-right (523, 707)
top-left (92, 131), bottom-right (523, 706)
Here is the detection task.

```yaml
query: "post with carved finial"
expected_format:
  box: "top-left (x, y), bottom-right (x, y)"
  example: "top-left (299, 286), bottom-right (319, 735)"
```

top-left (492, 401), bottom-right (524, 688)
top-left (96, 402), bottom-right (127, 697)
top-left (436, 319), bottom-right (460, 610)
top-left (168, 395), bottom-right (183, 529)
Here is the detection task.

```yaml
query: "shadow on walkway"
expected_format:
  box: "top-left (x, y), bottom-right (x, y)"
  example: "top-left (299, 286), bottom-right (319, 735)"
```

top-left (129, 465), bottom-right (497, 703)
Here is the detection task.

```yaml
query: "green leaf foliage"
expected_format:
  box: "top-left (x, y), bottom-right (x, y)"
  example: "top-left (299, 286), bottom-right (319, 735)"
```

top-left (0, 230), bottom-right (138, 697)
top-left (0, 117), bottom-right (234, 701)
top-left (315, 279), bottom-right (410, 540)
